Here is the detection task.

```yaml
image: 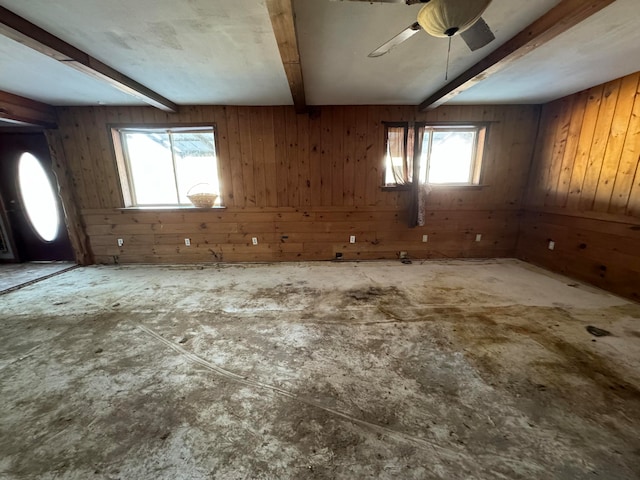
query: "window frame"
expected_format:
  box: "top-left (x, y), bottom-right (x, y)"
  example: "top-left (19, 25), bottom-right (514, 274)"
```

top-left (110, 123), bottom-right (222, 208)
top-left (381, 121), bottom-right (489, 189)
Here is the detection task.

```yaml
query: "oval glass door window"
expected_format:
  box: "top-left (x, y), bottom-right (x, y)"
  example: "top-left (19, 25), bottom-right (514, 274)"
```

top-left (18, 152), bottom-right (60, 242)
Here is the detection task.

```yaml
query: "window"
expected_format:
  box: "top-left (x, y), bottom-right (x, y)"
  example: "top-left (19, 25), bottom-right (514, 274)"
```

top-left (383, 122), bottom-right (486, 187)
top-left (18, 152), bottom-right (60, 242)
top-left (113, 126), bottom-right (221, 207)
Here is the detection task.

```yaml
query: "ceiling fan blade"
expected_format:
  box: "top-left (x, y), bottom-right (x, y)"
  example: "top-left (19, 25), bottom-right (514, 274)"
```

top-left (368, 22), bottom-right (421, 58)
top-left (460, 17), bottom-right (495, 51)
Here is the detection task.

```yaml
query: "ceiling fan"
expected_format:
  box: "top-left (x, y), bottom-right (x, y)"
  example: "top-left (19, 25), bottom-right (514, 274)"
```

top-left (338, 0), bottom-right (495, 57)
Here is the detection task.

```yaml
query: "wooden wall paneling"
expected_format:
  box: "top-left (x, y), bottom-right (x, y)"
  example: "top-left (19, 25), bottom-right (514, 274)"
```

top-left (342, 106), bottom-right (357, 207)
top-left (284, 107), bottom-right (299, 207)
top-left (85, 107), bottom-right (113, 208)
top-left (297, 111), bottom-right (311, 206)
top-left (320, 107), bottom-right (333, 206)
top-left (55, 108), bottom-right (87, 210)
top-left (225, 107), bottom-right (245, 208)
top-left (610, 77), bottom-right (640, 215)
top-left (308, 110), bottom-right (323, 206)
top-left (543, 95), bottom-right (575, 207)
top-left (565, 84), bottom-right (605, 210)
top-left (511, 106), bottom-right (542, 208)
top-left (365, 106), bottom-right (380, 206)
top-left (273, 106), bottom-right (288, 206)
top-left (57, 104), bottom-right (542, 265)
top-left (261, 107), bottom-right (278, 207)
top-left (518, 211), bottom-right (640, 300)
top-left (553, 90), bottom-right (588, 207)
top-left (627, 159), bottom-right (640, 217)
top-left (252, 107), bottom-right (268, 207)
top-left (212, 107), bottom-right (234, 208)
top-left (578, 78), bottom-right (622, 211)
top-left (353, 106), bottom-right (368, 205)
top-left (331, 106), bottom-right (345, 206)
top-left (92, 107), bottom-right (121, 208)
top-left (70, 108), bottom-right (101, 209)
top-left (141, 106), bottom-right (157, 124)
top-left (592, 73), bottom-right (639, 212)
top-left (488, 106), bottom-right (515, 207)
top-left (526, 101), bottom-right (561, 207)
top-left (238, 107), bottom-right (256, 206)
top-left (127, 107), bottom-right (145, 124)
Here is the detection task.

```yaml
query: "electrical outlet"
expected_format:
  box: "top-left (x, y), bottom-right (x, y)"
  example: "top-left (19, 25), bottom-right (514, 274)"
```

top-left (349, 235), bottom-right (356, 244)
top-left (548, 241), bottom-right (555, 250)
top-left (117, 238), bottom-right (124, 247)
top-left (400, 251), bottom-right (408, 259)
top-left (475, 234), bottom-right (482, 242)
top-left (422, 234), bottom-right (428, 243)
top-left (252, 237), bottom-right (258, 245)
top-left (184, 238), bottom-right (191, 246)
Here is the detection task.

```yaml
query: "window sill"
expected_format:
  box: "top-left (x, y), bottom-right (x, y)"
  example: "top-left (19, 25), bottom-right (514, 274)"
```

top-left (429, 184), bottom-right (488, 190)
top-left (381, 185), bottom-right (412, 191)
top-left (118, 206), bottom-right (227, 212)
top-left (381, 184), bottom-right (488, 191)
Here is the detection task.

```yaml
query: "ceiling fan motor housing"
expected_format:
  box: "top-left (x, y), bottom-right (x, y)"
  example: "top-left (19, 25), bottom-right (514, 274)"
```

top-left (417, 0), bottom-right (492, 38)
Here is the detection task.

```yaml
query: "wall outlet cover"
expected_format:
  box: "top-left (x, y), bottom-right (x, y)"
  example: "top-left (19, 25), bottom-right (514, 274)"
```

top-left (252, 237), bottom-right (258, 245)
top-left (349, 235), bottom-right (356, 244)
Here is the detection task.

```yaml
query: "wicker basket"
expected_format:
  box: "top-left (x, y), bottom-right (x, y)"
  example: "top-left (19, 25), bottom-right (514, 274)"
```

top-left (187, 184), bottom-right (218, 208)
top-left (187, 193), bottom-right (218, 208)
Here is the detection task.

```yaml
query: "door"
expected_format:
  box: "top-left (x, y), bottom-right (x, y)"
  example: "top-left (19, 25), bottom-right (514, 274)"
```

top-left (0, 132), bottom-right (74, 262)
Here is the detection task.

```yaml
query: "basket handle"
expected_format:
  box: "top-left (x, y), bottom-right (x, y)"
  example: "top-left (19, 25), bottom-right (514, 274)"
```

top-left (186, 183), bottom-right (211, 196)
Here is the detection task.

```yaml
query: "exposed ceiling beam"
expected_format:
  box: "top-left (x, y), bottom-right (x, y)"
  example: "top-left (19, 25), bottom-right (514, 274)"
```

top-left (266, 0), bottom-right (307, 114)
top-left (0, 90), bottom-right (57, 128)
top-left (418, 0), bottom-right (617, 111)
top-left (0, 6), bottom-right (178, 113)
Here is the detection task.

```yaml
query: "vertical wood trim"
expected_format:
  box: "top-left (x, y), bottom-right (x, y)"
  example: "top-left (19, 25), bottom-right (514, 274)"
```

top-left (45, 129), bottom-right (93, 264)
top-left (226, 107), bottom-right (245, 208)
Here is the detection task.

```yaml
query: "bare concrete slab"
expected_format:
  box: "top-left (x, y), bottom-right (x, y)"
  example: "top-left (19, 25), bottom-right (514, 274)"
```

top-left (0, 262), bottom-right (75, 294)
top-left (0, 259), bottom-right (639, 479)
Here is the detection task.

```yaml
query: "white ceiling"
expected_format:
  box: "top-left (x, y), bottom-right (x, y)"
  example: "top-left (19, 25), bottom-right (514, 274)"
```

top-left (0, 0), bottom-right (638, 108)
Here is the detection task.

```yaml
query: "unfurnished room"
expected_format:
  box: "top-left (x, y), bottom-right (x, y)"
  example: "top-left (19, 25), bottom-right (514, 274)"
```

top-left (1, 1), bottom-right (639, 479)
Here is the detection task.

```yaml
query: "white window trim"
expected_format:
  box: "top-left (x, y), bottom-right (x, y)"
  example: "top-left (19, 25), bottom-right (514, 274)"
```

top-left (111, 124), bottom-right (221, 208)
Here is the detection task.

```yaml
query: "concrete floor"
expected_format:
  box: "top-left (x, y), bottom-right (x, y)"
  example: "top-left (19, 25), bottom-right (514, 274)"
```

top-left (0, 262), bottom-right (75, 294)
top-left (1, 259), bottom-right (639, 479)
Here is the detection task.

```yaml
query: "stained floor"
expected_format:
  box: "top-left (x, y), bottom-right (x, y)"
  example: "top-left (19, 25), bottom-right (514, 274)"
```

top-left (0, 262), bottom-right (75, 294)
top-left (1, 259), bottom-right (639, 479)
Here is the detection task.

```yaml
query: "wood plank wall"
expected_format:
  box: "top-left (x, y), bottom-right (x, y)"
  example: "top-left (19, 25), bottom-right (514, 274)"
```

top-left (54, 104), bottom-right (540, 264)
top-left (518, 71), bottom-right (640, 300)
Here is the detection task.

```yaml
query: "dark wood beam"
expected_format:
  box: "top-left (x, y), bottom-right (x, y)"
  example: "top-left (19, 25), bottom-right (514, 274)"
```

top-left (266, 0), bottom-right (307, 114)
top-left (0, 90), bottom-right (57, 128)
top-left (419, 0), bottom-right (617, 111)
top-left (0, 6), bottom-right (178, 113)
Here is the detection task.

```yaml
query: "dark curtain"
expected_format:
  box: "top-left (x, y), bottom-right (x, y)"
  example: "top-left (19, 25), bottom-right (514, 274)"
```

top-left (408, 124), bottom-right (426, 227)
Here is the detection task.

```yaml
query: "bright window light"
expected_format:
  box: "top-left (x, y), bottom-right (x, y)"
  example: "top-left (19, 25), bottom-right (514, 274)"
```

top-left (18, 152), bottom-right (60, 242)
top-left (118, 127), bottom-right (220, 207)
